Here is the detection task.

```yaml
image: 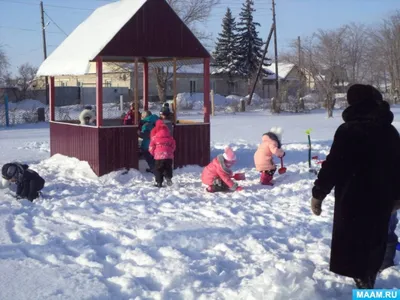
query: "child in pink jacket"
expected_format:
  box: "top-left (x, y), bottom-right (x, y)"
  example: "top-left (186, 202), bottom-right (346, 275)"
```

top-left (254, 127), bottom-right (285, 185)
top-left (149, 120), bottom-right (176, 188)
top-left (201, 146), bottom-right (243, 193)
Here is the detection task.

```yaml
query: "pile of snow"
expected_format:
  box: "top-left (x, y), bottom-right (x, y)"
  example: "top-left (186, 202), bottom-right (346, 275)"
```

top-left (226, 95), bottom-right (242, 103)
top-left (175, 93), bottom-right (266, 112)
top-left (334, 93), bottom-right (346, 100)
top-left (302, 93), bottom-right (319, 102)
top-left (176, 93), bottom-right (237, 110)
top-left (241, 93), bottom-right (264, 105)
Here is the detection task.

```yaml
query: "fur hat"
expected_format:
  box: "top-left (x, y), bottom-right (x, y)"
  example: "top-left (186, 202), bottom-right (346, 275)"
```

top-left (79, 109), bottom-right (95, 125)
top-left (347, 84), bottom-right (380, 106)
top-left (222, 146), bottom-right (236, 162)
top-left (2, 163), bottom-right (17, 180)
top-left (160, 106), bottom-right (171, 116)
top-left (1, 163), bottom-right (24, 180)
top-left (371, 86), bottom-right (383, 103)
top-left (269, 127), bottom-right (283, 142)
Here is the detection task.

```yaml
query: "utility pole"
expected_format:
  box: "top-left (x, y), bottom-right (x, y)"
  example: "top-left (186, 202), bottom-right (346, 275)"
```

top-left (297, 36), bottom-right (301, 67)
top-left (297, 36), bottom-right (303, 97)
top-left (248, 23), bottom-right (275, 105)
top-left (40, 1), bottom-right (49, 105)
top-left (272, 0), bottom-right (279, 113)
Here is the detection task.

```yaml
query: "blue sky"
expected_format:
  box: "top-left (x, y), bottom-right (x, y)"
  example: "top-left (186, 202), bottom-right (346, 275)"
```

top-left (0, 0), bottom-right (398, 74)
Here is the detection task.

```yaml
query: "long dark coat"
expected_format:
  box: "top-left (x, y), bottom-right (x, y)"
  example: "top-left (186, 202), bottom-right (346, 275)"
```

top-left (312, 100), bottom-right (400, 279)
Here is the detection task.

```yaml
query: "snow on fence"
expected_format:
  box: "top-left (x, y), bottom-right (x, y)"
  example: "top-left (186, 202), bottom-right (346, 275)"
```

top-left (0, 92), bottom-right (355, 126)
top-left (0, 99), bottom-right (49, 126)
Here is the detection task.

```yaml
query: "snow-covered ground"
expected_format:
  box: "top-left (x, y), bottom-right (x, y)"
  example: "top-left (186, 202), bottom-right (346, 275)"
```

top-left (0, 108), bottom-right (399, 299)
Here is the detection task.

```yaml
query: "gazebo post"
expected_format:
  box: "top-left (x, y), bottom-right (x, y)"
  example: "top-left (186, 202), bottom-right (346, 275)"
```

top-left (173, 58), bottom-right (177, 123)
top-left (134, 58), bottom-right (139, 125)
top-left (143, 60), bottom-right (149, 111)
top-left (203, 57), bottom-right (210, 123)
top-left (49, 76), bottom-right (55, 121)
top-left (96, 57), bottom-right (103, 127)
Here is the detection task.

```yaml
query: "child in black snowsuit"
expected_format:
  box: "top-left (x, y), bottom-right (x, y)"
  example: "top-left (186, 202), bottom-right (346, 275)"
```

top-left (1, 163), bottom-right (45, 202)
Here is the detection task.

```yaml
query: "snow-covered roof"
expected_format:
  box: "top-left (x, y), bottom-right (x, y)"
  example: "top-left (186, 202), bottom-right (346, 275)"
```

top-left (178, 64), bottom-right (218, 74)
top-left (37, 0), bottom-right (147, 77)
top-left (263, 63), bottom-right (295, 80)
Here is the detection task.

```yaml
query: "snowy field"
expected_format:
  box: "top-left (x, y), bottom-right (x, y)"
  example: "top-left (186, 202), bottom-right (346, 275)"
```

top-left (0, 108), bottom-right (399, 299)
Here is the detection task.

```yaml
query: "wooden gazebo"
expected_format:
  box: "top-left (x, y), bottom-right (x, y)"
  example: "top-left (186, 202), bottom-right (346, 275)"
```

top-left (37, 0), bottom-right (211, 176)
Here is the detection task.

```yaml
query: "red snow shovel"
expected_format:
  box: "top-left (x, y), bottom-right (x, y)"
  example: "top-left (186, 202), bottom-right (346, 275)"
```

top-left (232, 173), bottom-right (246, 180)
top-left (278, 157), bottom-right (287, 175)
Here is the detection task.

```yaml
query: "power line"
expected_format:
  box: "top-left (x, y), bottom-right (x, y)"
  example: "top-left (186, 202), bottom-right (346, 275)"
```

top-left (0, 0), bottom-right (94, 11)
top-left (44, 11), bottom-right (68, 36)
top-left (44, 4), bottom-right (93, 11)
top-left (0, 25), bottom-right (62, 34)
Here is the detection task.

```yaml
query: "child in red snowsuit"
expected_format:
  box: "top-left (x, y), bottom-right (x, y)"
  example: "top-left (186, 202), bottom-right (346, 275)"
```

top-left (149, 120), bottom-right (176, 187)
top-left (123, 103), bottom-right (141, 127)
top-left (201, 147), bottom-right (243, 192)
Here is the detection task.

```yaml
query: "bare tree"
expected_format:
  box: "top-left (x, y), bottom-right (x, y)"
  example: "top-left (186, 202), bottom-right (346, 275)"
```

top-left (365, 31), bottom-right (388, 91)
top-left (0, 45), bottom-right (9, 86)
top-left (281, 10), bottom-right (400, 113)
top-left (4, 63), bottom-right (39, 100)
top-left (154, 0), bottom-right (219, 103)
top-left (17, 63), bottom-right (38, 100)
top-left (282, 27), bottom-right (348, 117)
top-left (342, 23), bottom-right (370, 84)
top-left (371, 11), bottom-right (400, 98)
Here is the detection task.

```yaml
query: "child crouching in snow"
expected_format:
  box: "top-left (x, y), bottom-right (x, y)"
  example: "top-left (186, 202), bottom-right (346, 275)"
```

top-left (149, 120), bottom-right (176, 188)
top-left (201, 146), bottom-right (243, 193)
top-left (254, 127), bottom-right (285, 185)
top-left (1, 162), bottom-right (45, 202)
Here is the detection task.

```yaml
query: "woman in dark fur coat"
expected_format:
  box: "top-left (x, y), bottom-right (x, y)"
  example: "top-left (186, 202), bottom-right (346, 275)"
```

top-left (311, 84), bottom-right (400, 289)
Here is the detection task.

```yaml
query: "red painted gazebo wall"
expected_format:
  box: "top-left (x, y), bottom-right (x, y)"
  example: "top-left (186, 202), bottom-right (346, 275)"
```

top-left (50, 123), bottom-right (139, 176)
top-left (99, 0), bottom-right (209, 58)
top-left (98, 126), bottom-right (139, 175)
top-left (173, 123), bottom-right (210, 168)
top-left (50, 122), bottom-right (100, 174)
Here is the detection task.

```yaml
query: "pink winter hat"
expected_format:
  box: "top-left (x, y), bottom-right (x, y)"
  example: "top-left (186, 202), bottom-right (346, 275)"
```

top-left (223, 146), bottom-right (236, 161)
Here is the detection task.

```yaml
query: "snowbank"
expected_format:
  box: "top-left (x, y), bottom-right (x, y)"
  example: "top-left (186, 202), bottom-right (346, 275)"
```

top-left (302, 93), bottom-right (319, 102)
top-left (176, 93), bottom-right (266, 111)
top-left (226, 95), bottom-right (242, 102)
top-left (176, 92), bottom-right (236, 110)
top-left (241, 93), bottom-right (264, 105)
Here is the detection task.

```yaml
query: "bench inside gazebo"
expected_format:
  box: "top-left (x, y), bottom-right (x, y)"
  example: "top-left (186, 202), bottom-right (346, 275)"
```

top-left (37, 0), bottom-right (211, 176)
